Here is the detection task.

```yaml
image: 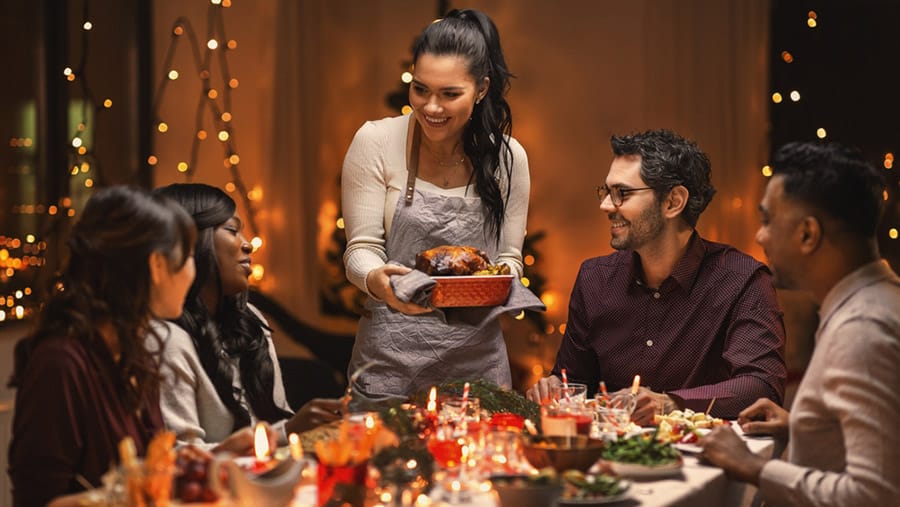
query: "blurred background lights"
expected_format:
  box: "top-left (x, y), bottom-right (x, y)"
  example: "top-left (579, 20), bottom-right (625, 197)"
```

top-left (890, 228), bottom-right (898, 240)
top-left (225, 182), bottom-right (236, 192)
top-left (251, 264), bottom-right (264, 281)
top-left (82, 21), bottom-right (93, 30)
top-left (207, 39), bottom-right (218, 50)
top-left (168, 70), bottom-right (179, 80)
top-left (789, 90), bottom-right (801, 101)
top-left (772, 92), bottom-right (783, 103)
top-left (401, 105), bottom-right (413, 115)
top-left (103, 98), bottom-right (113, 108)
top-left (335, 217), bottom-right (345, 229)
top-left (157, 122), bottom-right (168, 133)
top-left (63, 67), bottom-right (73, 76)
top-left (781, 51), bottom-right (793, 63)
top-left (177, 162), bottom-right (188, 172)
top-left (761, 165), bottom-right (773, 177)
top-left (71, 137), bottom-right (82, 148)
top-left (401, 71), bottom-right (413, 83)
top-left (217, 130), bottom-right (229, 141)
top-left (816, 128), bottom-right (827, 138)
top-left (250, 237), bottom-right (263, 251)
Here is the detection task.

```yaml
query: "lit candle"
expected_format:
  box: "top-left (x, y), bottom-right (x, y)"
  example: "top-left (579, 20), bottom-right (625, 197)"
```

top-left (289, 432), bottom-right (303, 461)
top-left (631, 375), bottom-right (641, 396)
top-left (252, 422), bottom-right (272, 473)
top-left (427, 386), bottom-right (437, 413)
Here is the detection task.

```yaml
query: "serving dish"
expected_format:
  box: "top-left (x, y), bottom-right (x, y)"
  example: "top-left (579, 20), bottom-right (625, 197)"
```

top-left (430, 274), bottom-right (514, 307)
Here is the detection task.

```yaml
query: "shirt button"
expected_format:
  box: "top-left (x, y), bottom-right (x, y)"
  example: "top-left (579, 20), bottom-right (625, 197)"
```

top-left (646, 340), bottom-right (654, 347)
top-left (653, 292), bottom-right (661, 299)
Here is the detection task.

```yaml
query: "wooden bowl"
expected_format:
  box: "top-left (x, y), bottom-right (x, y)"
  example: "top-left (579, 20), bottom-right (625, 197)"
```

top-left (522, 435), bottom-right (606, 473)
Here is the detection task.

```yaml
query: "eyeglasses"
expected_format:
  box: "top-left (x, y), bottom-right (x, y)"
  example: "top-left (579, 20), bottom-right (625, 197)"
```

top-left (596, 184), bottom-right (654, 207)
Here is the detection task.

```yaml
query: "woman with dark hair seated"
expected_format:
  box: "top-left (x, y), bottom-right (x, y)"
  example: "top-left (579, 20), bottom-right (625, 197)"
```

top-left (153, 183), bottom-right (342, 454)
top-left (8, 186), bottom-right (198, 506)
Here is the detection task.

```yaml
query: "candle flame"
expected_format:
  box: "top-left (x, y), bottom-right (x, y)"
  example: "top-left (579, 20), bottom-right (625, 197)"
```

top-left (427, 386), bottom-right (437, 412)
top-left (254, 423), bottom-right (269, 460)
top-left (288, 432), bottom-right (303, 460)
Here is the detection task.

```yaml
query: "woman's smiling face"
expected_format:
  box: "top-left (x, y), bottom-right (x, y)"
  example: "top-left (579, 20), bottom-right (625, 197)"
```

top-left (214, 215), bottom-right (252, 296)
top-left (409, 52), bottom-right (484, 145)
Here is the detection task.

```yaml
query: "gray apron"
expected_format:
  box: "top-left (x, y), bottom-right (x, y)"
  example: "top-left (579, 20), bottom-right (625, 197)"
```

top-left (348, 124), bottom-right (511, 407)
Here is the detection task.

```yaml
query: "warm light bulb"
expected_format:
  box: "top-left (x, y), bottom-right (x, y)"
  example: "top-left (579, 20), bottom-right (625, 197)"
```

top-left (524, 255), bottom-right (535, 266)
top-left (816, 128), bottom-right (827, 139)
top-left (227, 39), bottom-right (238, 49)
top-left (401, 105), bottom-right (413, 115)
top-left (225, 182), bottom-right (236, 192)
top-left (77, 146), bottom-right (87, 155)
top-left (177, 162), bottom-right (189, 173)
top-left (807, 18), bottom-right (817, 28)
top-left (173, 25), bottom-right (184, 36)
top-left (63, 67), bottom-right (73, 76)
top-left (222, 112), bottom-right (232, 122)
top-left (197, 130), bottom-right (208, 140)
top-left (514, 311), bottom-right (525, 320)
top-left (83, 21), bottom-right (93, 31)
top-left (228, 78), bottom-right (239, 88)
top-left (207, 39), bottom-right (219, 50)
top-left (401, 71), bottom-right (413, 83)
top-left (336, 218), bottom-right (345, 229)
top-left (103, 98), bottom-right (112, 108)
top-left (251, 264), bottom-right (265, 281)
top-left (218, 130), bottom-right (229, 142)
top-left (521, 277), bottom-right (530, 287)
top-left (71, 137), bottom-right (82, 148)
top-left (207, 89), bottom-right (218, 99)
top-left (84, 178), bottom-right (93, 188)
top-left (168, 70), bottom-right (179, 80)
top-left (228, 154), bottom-right (239, 164)
top-left (559, 323), bottom-right (567, 334)
top-left (147, 155), bottom-right (158, 165)
top-left (780, 51), bottom-right (793, 63)
top-left (889, 228), bottom-right (898, 240)
top-left (771, 93), bottom-right (782, 103)
top-left (789, 90), bottom-right (800, 102)
top-left (157, 122), bottom-right (168, 133)
top-left (250, 237), bottom-right (263, 250)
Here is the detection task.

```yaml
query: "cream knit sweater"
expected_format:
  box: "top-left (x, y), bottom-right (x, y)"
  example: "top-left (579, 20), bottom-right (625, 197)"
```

top-left (341, 114), bottom-right (530, 295)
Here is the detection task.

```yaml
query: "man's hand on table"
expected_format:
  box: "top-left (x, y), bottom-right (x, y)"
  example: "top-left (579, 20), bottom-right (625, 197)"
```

top-left (736, 398), bottom-right (790, 440)
top-left (700, 425), bottom-right (768, 485)
top-left (526, 375), bottom-right (562, 404)
top-left (617, 387), bottom-right (677, 426)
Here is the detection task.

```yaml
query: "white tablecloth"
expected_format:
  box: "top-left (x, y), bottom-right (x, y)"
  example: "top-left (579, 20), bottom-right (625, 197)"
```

top-left (291, 427), bottom-right (774, 507)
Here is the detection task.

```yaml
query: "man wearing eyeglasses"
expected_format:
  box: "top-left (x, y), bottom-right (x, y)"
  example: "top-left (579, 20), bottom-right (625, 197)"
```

top-left (527, 130), bottom-right (787, 425)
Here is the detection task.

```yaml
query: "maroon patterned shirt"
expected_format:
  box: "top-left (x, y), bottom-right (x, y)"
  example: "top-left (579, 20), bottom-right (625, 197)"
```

top-left (552, 232), bottom-right (786, 418)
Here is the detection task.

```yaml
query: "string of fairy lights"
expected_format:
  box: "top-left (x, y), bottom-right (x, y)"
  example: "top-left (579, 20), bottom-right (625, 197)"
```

top-left (763, 8), bottom-right (898, 242)
top-left (150, 0), bottom-right (266, 283)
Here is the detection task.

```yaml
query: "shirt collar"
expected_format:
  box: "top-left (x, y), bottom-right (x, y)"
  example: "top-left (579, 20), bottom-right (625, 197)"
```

top-left (629, 230), bottom-right (706, 291)
top-left (818, 259), bottom-right (899, 331)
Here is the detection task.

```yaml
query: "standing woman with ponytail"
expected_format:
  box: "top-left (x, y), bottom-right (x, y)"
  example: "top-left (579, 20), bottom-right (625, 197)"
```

top-left (341, 9), bottom-right (531, 406)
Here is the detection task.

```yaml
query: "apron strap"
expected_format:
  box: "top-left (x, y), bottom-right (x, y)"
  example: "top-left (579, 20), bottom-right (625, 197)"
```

top-left (404, 116), bottom-right (421, 205)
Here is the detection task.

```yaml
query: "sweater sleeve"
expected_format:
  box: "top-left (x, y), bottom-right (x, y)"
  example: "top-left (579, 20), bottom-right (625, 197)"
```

top-left (495, 137), bottom-right (530, 277)
top-left (342, 121), bottom-right (390, 295)
top-left (154, 322), bottom-right (220, 451)
top-left (9, 346), bottom-right (86, 505)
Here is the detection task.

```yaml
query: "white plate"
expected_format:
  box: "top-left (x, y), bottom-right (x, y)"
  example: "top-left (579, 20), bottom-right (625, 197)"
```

top-left (559, 487), bottom-right (632, 505)
top-left (607, 459), bottom-right (683, 479)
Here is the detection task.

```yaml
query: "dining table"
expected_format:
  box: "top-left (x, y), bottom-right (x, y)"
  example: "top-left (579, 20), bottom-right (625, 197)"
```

top-left (287, 422), bottom-right (776, 507)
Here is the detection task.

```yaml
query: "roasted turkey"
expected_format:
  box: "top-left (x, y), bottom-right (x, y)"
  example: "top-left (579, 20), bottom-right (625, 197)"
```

top-left (415, 245), bottom-right (496, 276)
